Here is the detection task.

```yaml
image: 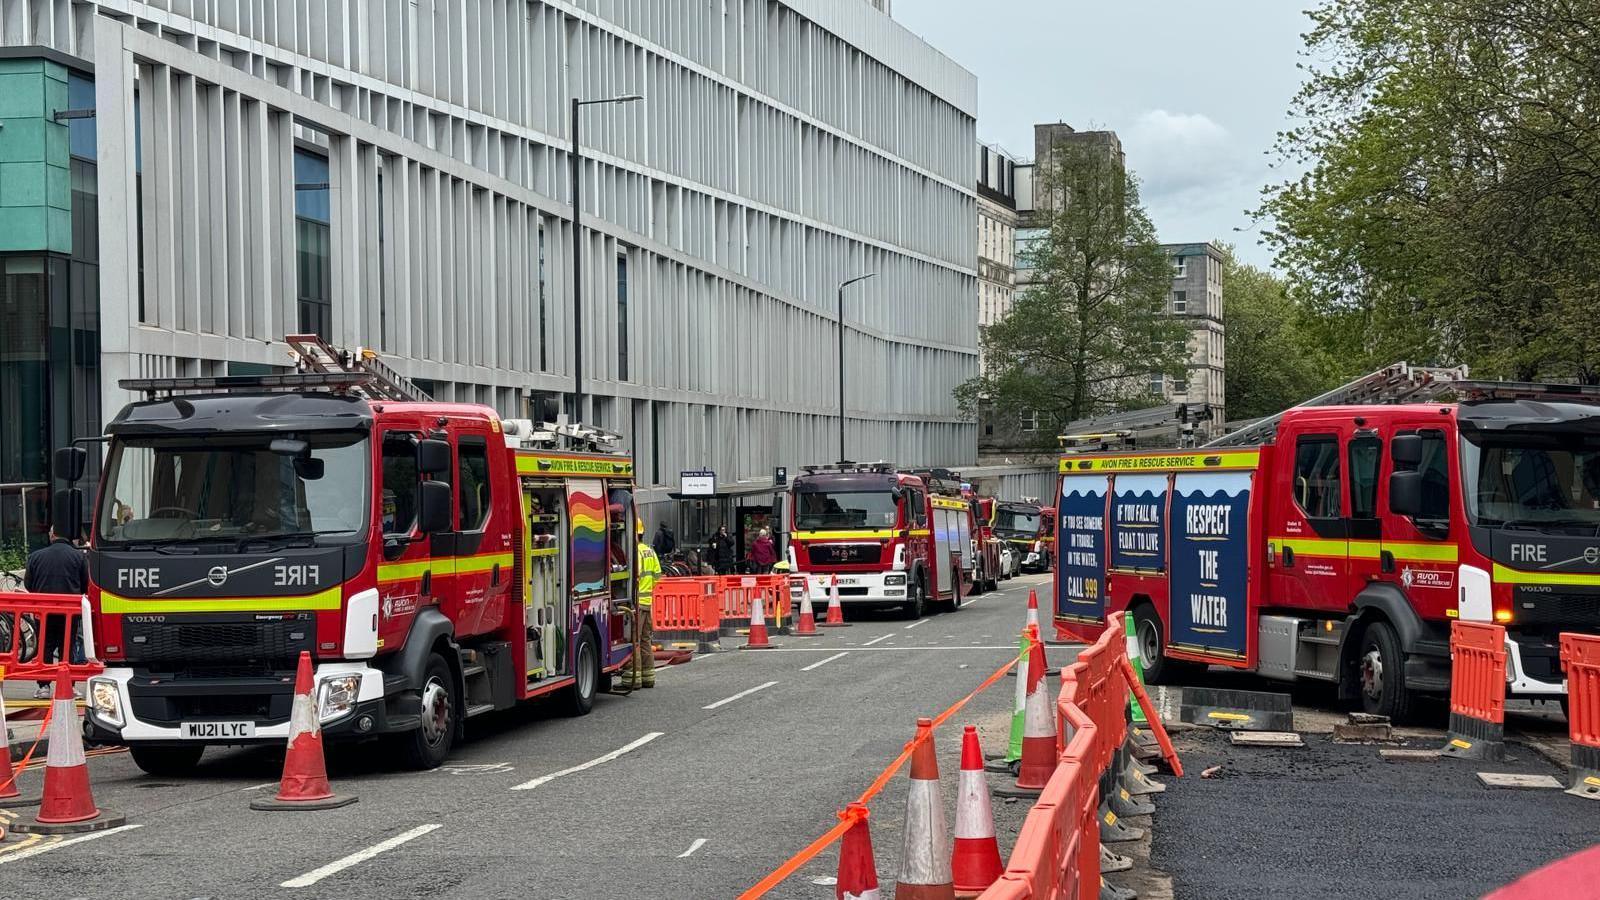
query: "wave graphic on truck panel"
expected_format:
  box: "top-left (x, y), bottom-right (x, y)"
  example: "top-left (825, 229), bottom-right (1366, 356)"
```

top-left (568, 487), bottom-right (609, 594)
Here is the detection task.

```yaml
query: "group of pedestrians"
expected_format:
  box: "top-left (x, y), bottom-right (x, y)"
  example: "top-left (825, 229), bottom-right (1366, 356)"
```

top-left (649, 521), bottom-right (779, 574)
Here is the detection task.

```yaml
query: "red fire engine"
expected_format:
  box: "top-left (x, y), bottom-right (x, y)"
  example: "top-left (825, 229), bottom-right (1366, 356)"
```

top-left (55, 337), bottom-right (641, 774)
top-left (968, 491), bottom-right (1003, 591)
top-left (1053, 365), bottom-right (1600, 718)
top-left (787, 464), bottom-right (978, 618)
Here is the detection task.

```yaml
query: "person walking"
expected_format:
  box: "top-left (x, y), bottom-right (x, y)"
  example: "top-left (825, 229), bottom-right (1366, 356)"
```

top-left (626, 516), bottom-right (661, 690)
top-left (652, 520), bottom-right (676, 557)
top-left (24, 526), bottom-right (89, 699)
top-left (751, 528), bottom-right (777, 574)
top-left (707, 525), bottom-right (737, 575)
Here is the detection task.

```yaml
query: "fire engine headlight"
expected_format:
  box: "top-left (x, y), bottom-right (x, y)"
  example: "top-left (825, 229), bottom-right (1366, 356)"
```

top-left (318, 674), bottom-right (363, 721)
top-left (885, 574), bottom-right (907, 586)
top-left (1505, 640), bottom-right (1517, 684)
top-left (89, 678), bottom-right (123, 728)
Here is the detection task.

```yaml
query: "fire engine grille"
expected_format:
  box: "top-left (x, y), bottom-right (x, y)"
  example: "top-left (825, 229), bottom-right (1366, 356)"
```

top-left (807, 544), bottom-right (883, 565)
top-left (122, 614), bottom-right (315, 667)
top-left (1512, 592), bottom-right (1600, 628)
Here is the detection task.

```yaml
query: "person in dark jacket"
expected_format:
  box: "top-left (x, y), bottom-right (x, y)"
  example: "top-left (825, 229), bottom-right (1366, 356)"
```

top-left (707, 525), bottom-right (737, 575)
top-left (25, 527), bottom-right (89, 698)
top-left (652, 521), bottom-right (677, 556)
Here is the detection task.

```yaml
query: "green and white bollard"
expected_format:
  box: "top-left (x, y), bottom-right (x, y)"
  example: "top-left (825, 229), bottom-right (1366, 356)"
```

top-left (1006, 628), bottom-right (1030, 764)
top-left (1124, 614), bottom-right (1147, 726)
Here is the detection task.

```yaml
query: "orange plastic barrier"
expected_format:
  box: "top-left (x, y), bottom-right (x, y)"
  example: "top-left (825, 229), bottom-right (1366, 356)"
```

top-left (982, 702), bottom-right (1099, 900)
top-left (1441, 620), bottom-right (1507, 761)
top-left (717, 575), bottom-right (792, 634)
top-left (650, 577), bottom-right (724, 652)
top-left (1559, 632), bottom-right (1600, 798)
top-left (0, 592), bottom-right (101, 682)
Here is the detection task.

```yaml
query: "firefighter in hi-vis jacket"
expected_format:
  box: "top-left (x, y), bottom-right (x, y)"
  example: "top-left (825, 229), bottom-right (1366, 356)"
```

top-left (626, 516), bottom-right (661, 689)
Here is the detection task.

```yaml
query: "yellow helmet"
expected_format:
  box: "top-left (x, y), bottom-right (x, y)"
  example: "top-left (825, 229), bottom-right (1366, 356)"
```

top-left (636, 516), bottom-right (646, 537)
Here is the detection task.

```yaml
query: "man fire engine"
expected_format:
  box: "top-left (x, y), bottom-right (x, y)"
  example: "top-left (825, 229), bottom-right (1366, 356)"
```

top-left (787, 463), bottom-right (976, 619)
top-left (1053, 364), bottom-right (1600, 719)
top-left (54, 336), bottom-right (642, 774)
top-left (995, 500), bottom-right (1053, 574)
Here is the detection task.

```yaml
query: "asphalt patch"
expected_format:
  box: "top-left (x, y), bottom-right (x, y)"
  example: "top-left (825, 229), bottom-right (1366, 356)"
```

top-left (1152, 729), bottom-right (1594, 899)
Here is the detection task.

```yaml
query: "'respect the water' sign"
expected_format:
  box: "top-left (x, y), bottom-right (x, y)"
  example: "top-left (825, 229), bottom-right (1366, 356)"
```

top-left (1168, 471), bottom-right (1252, 659)
top-left (1110, 474), bottom-right (1167, 572)
top-left (1057, 474), bottom-right (1108, 624)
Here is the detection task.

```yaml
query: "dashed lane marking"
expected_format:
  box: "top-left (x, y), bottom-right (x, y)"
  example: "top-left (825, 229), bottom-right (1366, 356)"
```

top-left (280, 824), bottom-right (443, 888)
top-left (904, 619), bottom-right (930, 630)
top-left (759, 646), bottom-right (1017, 653)
top-left (511, 732), bottom-right (665, 791)
top-left (702, 681), bottom-right (780, 710)
top-left (0, 824), bottom-right (141, 866)
top-left (801, 652), bottom-right (849, 672)
top-left (678, 838), bottom-right (708, 858)
top-left (862, 634), bottom-right (893, 647)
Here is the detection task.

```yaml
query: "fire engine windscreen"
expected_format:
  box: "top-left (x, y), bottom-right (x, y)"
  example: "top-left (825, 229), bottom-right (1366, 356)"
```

top-left (1461, 434), bottom-right (1600, 529)
top-left (794, 490), bottom-right (899, 529)
top-left (994, 506), bottom-right (1042, 538)
top-left (97, 433), bottom-right (371, 545)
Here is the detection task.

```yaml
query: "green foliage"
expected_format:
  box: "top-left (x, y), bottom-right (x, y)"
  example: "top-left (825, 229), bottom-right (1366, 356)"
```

top-left (0, 539), bottom-right (27, 577)
top-left (1260, 0), bottom-right (1600, 382)
top-left (1219, 246), bottom-right (1344, 420)
top-left (958, 145), bottom-right (1189, 440)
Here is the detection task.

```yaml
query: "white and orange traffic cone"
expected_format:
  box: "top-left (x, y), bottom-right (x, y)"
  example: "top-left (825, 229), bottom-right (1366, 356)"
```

top-left (10, 672), bottom-right (124, 834)
top-left (994, 626), bottom-right (1056, 798)
top-left (741, 593), bottom-right (776, 650)
top-left (898, 717), bottom-right (956, 900)
top-left (1026, 588), bottom-right (1040, 631)
top-left (820, 575), bottom-right (849, 627)
top-left (793, 587), bottom-right (820, 637)
top-left (836, 802), bottom-right (881, 900)
top-left (251, 651), bottom-right (357, 810)
top-left (0, 666), bottom-right (39, 810)
top-left (951, 725), bottom-right (1003, 896)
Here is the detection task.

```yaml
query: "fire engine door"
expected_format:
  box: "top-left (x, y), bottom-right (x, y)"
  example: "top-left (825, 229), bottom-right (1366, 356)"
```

top-left (1269, 426), bottom-right (1350, 610)
top-left (523, 484), bottom-right (568, 680)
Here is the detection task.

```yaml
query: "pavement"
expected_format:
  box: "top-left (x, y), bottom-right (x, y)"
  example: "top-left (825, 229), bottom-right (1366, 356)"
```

top-left (0, 575), bottom-right (1083, 899)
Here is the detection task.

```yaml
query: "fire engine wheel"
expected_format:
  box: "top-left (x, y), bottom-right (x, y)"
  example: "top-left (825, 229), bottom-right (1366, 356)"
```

top-left (1134, 604), bottom-right (1200, 685)
top-left (129, 744), bottom-right (205, 777)
top-left (902, 578), bottom-right (927, 620)
top-left (562, 626), bottom-right (599, 717)
top-left (398, 652), bottom-right (457, 770)
top-left (1358, 621), bottom-right (1415, 722)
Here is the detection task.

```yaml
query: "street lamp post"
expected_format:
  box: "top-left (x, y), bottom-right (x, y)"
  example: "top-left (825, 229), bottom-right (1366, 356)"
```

top-left (835, 273), bottom-right (877, 462)
top-left (570, 93), bottom-right (643, 422)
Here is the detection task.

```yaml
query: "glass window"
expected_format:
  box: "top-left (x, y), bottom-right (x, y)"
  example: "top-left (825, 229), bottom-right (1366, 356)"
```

top-left (381, 435), bottom-right (418, 535)
top-left (1294, 435), bottom-right (1342, 519)
top-left (0, 258), bottom-right (49, 485)
top-left (294, 149), bottom-right (332, 340)
top-left (1020, 410), bottom-right (1039, 433)
top-left (616, 253), bottom-right (630, 382)
top-left (1349, 436), bottom-right (1381, 519)
top-left (910, 490), bottom-right (927, 527)
top-left (1148, 372), bottom-right (1164, 396)
top-left (1172, 291), bottom-right (1187, 314)
top-left (538, 222), bottom-right (548, 372)
top-left (794, 489), bottom-right (899, 529)
top-left (1173, 256), bottom-right (1187, 277)
top-left (1416, 431), bottom-right (1451, 522)
top-left (456, 438), bottom-right (491, 532)
top-left (1459, 431), bottom-right (1600, 528)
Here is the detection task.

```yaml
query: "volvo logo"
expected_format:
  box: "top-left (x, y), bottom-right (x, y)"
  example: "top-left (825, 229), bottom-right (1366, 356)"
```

top-left (1586, 547), bottom-right (1599, 566)
top-left (207, 566), bottom-right (230, 587)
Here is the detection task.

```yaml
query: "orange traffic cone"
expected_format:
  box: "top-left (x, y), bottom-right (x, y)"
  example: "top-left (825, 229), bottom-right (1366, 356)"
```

top-left (10, 672), bottom-right (124, 834)
top-left (251, 652), bottom-right (357, 810)
top-left (0, 669), bottom-right (39, 810)
top-left (898, 717), bottom-right (956, 900)
top-left (793, 588), bottom-right (820, 637)
top-left (952, 726), bottom-right (1004, 896)
top-left (820, 575), bottom-right (849, 627)
top-left (994, 626), bottom-right (1056, 798)
top-left (741, 593), bottom-right (776, 650)
top-left (836, 802), bottom-right (881, 900)
top-left (1026, 588), bottom-right (1040, 631)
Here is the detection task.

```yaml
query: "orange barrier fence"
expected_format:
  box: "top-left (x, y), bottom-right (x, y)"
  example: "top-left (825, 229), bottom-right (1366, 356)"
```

top-left (0, 591), bottom-right (102, 682)
top-left (653, 575), bottom-right (795, 643)
top-left (1559, 632), bottom-right (1600, 799)
top-left (981, 702), bottom-right (1099, 899)
top-left (1440, 620), bottom-right (1507, 761)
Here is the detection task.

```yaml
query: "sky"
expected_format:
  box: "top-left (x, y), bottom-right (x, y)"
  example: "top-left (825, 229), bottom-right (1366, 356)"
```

top-left (892, 1), bottom-right (1313, 269)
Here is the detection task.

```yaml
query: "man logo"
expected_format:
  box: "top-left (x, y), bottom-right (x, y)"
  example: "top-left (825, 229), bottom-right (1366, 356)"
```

top-left (207, 566), bottom-right (229, 587)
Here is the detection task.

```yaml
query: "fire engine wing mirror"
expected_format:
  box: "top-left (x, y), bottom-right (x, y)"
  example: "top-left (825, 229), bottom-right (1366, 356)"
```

top-left (52, 488), bottom-right (83, 540)
top-left (293, 457), bottom-right (325, 480)
top-left (54, 446), bottom-right (88, 483)
top-left (1389, 470), bottom-right (1423, 518)
top-left (1391, 434), bottom-right (1423, 470)
top-left (418, 439), bottom-right (451, 476)
top-left (418, 480), bottom-right (452, 534)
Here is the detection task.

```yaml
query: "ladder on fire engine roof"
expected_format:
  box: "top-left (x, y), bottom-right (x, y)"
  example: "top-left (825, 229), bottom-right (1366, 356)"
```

top-left (503, 415), bottom-right (626, 455)
top-left (1203, 362), bottom-right (1471, 448)
top-left (283, 334), bottom-right (433, 402)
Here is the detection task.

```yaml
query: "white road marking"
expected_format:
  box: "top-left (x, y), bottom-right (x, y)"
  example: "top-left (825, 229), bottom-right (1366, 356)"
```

top-left (0, 824), bottom-right (143, 866)
top-left (281, 824), bottom-right (442, 888)
top-left (242, 781), bottom-right (279, 792)
top-left (761, 646), bottom-right (1019, 653)
top-left (678, 838), bottom-right (708, 858)
top-left (801, 652), bottom-right (849, 672)
top-left (703, 680), bottom-right (779, 710)
top-left (863, 634), bottom-right (893, 647)
top-left (904, 618), bottom-right (930, 630)
top-left (512, 732), bottom-right (665, 790)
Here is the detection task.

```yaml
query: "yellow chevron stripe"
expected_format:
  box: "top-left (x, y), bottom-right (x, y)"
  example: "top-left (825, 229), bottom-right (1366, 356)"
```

top-left (1493, 563), bottom-right (1600, 587)
top-left (792, 530), bottom-right (894, 541)
top-left (99, 586), bottom-right (342, 614)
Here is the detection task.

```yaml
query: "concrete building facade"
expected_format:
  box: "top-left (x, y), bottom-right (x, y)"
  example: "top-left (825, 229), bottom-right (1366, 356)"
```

top-left (975, 140), bottom-right (1018, 369)
top-left (1156, 241), bottom-right (1227, 436)
top-left (0, 0), bottom-right (978, 546)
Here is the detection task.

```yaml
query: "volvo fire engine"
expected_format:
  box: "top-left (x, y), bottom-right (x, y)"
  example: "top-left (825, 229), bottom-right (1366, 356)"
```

top-left (787, 464), bottom-right (978, 618)
top-left (995, 501), bottom-right (1054, 574)
top-left (55, 336), bottom-right (642, 774)
top-left (1053, 364), bottom-right (1600, 718)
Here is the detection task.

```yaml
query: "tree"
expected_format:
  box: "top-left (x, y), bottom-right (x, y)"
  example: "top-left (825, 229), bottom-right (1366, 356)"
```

top-left (958, 144), bottom-right (1189, 441)
top-left (1219, 246), bottom-right (1342, 420)
top-left (1259, 0), bottom-right (1600, 383)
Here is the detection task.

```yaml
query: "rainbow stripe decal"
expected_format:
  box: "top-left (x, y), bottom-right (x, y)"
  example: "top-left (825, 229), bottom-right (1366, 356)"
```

top-left (567, 481), bottom-right (609, 595)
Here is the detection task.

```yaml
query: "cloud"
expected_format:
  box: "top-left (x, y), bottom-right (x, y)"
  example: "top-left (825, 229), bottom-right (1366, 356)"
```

top-left (1122, 109), bottom-right (1267, 251)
